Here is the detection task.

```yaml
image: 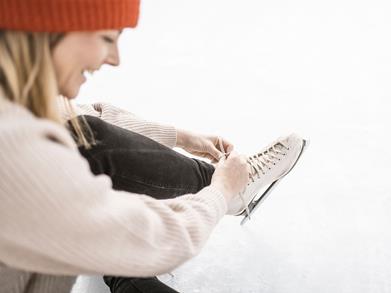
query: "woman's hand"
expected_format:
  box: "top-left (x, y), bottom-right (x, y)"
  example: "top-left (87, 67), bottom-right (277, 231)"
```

top-left (176, 129), bottom-right (234, 162)
top-left (211, 151), bottom-right (250, 200)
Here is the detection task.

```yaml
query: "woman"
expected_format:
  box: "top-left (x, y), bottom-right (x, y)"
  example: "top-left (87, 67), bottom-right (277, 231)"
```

top-left (0, 0), bottom-right (305, 292)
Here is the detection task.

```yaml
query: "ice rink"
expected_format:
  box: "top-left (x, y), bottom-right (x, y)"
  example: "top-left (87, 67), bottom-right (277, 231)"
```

top-left (72, 0), bottom-right (391, 292)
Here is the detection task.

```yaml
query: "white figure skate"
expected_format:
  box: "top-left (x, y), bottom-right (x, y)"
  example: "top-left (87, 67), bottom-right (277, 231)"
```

top-left (225, 133), bottom-right (308, 225)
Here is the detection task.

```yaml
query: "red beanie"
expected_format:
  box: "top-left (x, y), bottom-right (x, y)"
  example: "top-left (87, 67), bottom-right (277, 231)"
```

top-left (0, 0), bottom-right (140, 32)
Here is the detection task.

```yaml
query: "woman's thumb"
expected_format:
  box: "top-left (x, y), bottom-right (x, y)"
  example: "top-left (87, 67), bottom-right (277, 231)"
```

top-left (208, 143), bottom-right (224, 161)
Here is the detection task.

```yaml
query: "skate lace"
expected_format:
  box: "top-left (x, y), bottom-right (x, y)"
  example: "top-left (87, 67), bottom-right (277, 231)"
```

top-left (247, 141), bottom-right (289, 182)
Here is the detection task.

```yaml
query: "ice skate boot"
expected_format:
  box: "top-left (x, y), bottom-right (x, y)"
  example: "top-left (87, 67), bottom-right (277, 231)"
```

top-left (225, 133), bottom-right (308, 225)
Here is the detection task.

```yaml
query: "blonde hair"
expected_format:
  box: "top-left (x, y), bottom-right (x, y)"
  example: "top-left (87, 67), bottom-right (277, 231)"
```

top-left (0, 30), bottom-right (94, 148)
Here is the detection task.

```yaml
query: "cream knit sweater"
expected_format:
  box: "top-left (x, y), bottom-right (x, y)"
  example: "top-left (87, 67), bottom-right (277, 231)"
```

top-left (0, 97), bottom-right (227, 293)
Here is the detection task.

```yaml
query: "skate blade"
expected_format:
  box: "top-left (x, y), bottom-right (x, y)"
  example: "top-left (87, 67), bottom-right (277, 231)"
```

top-left (240, 139), bottom-right (308, 226)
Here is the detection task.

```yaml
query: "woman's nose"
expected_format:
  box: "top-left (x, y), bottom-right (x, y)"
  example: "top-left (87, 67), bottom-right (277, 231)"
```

top-left (105, 47), bottom-right (120, 66)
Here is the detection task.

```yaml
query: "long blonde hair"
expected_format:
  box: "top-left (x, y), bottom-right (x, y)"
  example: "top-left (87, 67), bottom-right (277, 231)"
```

top-left (0, 30), bottom-right (94, 148)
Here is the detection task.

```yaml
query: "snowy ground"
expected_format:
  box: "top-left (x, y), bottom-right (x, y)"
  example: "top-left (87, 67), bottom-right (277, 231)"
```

top-left (72, 0), bottom-right (391, 292)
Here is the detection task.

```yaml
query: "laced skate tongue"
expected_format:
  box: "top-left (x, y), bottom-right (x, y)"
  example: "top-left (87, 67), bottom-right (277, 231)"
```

top-left (247, 141), bottom-right (286, 180)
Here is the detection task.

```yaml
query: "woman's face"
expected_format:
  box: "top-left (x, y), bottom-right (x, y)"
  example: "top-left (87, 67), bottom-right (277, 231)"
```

top-left (52, 30), bottom-right (121, 99)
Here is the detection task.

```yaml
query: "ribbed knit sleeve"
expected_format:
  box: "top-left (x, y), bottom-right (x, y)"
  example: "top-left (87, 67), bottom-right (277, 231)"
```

top-left (0, 103), bottom-right (227, 277)
top-left (75, 103), bottom-right (177, 148)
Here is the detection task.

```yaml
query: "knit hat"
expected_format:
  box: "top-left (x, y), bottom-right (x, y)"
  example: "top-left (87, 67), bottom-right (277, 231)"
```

top-left (0, 0), bottom-right (140, 32)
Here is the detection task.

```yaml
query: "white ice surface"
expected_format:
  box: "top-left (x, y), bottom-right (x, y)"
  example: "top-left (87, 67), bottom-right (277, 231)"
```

top-left (71, 0), bottom-right (391, 292)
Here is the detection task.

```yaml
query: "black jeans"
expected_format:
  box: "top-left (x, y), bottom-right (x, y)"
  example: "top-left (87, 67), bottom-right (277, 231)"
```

top-left (71, 115), bottom-right (215, 293)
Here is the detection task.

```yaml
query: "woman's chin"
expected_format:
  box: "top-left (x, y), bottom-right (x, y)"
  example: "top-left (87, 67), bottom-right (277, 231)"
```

top-left (61, 87), bottom-right (81, 99)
